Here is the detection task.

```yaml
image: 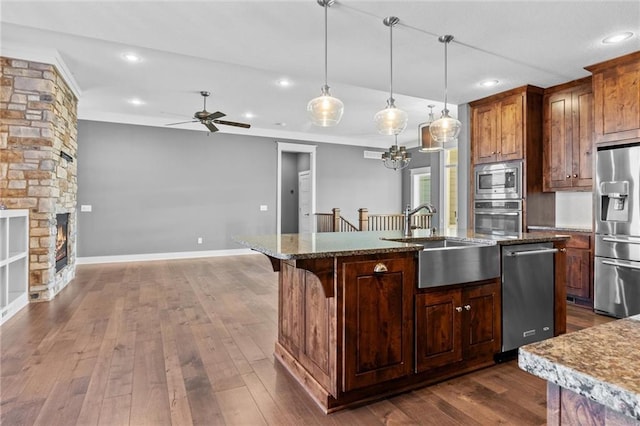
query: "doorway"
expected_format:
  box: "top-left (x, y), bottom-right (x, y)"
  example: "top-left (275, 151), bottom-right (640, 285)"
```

top-left (277, 142), bottom-right (317, 235)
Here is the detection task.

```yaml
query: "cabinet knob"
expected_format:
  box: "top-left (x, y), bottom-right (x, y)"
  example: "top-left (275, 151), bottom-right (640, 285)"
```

top-left (566, 175), bottom-right (571, 179)
top-left (491, 151), bottom-right (496, 155)
top-left (559, 248), bottom-right (567, 253)
top-left (573, 174), bottom-right (578, 178)
top-left (464, 305), bottom-right (471, 311)
top-left (455, 306), bottom-right (463, 313)
top-left (373, 263), bottom-right (388, 273)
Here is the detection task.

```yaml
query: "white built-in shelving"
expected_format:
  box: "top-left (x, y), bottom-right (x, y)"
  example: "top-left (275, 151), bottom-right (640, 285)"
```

top-left (0, 209), bottom-right (29, 325)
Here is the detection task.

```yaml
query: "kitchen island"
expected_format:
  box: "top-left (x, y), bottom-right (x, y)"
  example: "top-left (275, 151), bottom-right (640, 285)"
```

top-left (236, 230), bottom-right (569, 413)
top-left (519, 315), bottom-right (640, 424)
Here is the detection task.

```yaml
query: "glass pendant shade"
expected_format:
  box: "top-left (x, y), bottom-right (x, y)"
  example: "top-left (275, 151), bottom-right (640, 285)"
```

top-left (375, 100), bottom-right (408, 135)
top-left (429, 110), bottom-right (461, 143)
top-left (307, 85), bottom-right (344, 127)
top-left (308, 0), bottom-right (343, 127)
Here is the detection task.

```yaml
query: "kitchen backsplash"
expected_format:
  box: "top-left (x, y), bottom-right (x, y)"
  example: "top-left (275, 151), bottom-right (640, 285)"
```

top-left (555, 191), bottom-right (593, 229)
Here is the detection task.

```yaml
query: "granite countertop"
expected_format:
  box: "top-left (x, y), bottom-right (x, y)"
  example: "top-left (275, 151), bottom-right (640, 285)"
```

top-left (528, 225), bottom-right (593, 233)
top-left (235, 229), bottom-right (570, 259)
top-left (519, 315), bottom-right (640, 420)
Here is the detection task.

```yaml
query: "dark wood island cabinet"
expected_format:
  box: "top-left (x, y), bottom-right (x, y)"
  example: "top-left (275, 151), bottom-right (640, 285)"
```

top-left (236, 231), bottom-right (568, 413)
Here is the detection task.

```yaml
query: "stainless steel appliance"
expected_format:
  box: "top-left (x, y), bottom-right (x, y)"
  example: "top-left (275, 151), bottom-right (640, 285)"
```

top-left (502, 243), bottom-right (557, 352)
top-left (474, 161), bottom-right (523, 200)
top-left (595, 143), bottom-right (640, 318)
top-left (474, 200), bottom-right (522, 236)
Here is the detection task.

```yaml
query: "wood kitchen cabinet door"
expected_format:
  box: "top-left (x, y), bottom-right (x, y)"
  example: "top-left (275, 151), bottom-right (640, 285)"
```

top-left (586, 51), bottom-right (640, 145)
top-left (415, 288), bottom-right (463, 371)
top-left (473, 103), bottom-right (499, 164)
top-left (342, 256), bottom-right (414, 392)
top-left (543, 78), bottom-right (593, 191)
top-left (462, 281), bottom-right (501, 361)
top-left (498, 94), bottom-right (524, 161)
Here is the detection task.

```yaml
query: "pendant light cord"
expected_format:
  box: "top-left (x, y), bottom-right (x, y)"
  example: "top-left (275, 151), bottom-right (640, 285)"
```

top-left (443, 38), bottom-right (448, 111)
top-left (324, 2), bottom-right (328, 88)
top-left (389, 22), bottom-right (394, 102)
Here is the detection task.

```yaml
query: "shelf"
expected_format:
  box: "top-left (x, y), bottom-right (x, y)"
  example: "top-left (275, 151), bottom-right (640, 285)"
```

top-left (0, 209), bottom-right (29, 326)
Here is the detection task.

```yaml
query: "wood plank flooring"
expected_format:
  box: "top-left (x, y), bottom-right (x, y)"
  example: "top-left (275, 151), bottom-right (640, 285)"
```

top-left (0, 254), bottom-right (614, 425)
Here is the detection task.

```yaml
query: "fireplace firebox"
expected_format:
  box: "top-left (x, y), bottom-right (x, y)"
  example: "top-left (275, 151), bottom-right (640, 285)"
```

top-left (56, 213), bottom-right (69, 272)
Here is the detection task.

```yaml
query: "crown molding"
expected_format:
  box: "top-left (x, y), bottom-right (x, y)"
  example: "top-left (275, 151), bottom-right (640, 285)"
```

top-left (0, 42), bottom-right (82, 99)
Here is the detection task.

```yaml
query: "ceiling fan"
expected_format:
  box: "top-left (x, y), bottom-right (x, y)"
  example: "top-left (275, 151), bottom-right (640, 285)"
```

top-left (166, 91), bottom-right (251, 133)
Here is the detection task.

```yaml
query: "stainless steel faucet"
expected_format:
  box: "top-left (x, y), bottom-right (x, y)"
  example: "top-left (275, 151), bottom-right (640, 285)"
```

top-left (403, 203), bottom-right (437, 237)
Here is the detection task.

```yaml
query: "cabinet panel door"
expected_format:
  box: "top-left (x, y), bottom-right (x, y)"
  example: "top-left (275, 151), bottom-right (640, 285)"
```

top-left (566, 248), bottom-right (591, 300)
top-left (573, 88), bottom-right (594, 188)
top-left (473, 104), bottom-right (498, 164)
top-left (342, 257), bottom-right (413, 391)
top-left (415, 289), bottom-right (463, 372)
top-left (499, 95), bottom-right (524, 161)
top-left (546, 92), bottom-right (572, 189)
top-left (462, 281), bottom-right (501, 360)
top-left (280, 262), bottom-right (304, 354)
top-left (601, 64), bottom-right (640, 136)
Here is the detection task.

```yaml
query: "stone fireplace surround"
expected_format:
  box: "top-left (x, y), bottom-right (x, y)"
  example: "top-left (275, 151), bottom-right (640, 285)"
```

top-left (1, 56), bottom-right (79, 301)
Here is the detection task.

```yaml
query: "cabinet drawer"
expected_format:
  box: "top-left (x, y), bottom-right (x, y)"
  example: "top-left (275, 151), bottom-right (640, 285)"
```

top-left (566, 233), bottom-right (591, 250)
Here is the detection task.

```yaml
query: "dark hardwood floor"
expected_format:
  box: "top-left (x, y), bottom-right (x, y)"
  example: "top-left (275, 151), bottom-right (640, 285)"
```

top-left (0, 255), bottom-right (614, 425)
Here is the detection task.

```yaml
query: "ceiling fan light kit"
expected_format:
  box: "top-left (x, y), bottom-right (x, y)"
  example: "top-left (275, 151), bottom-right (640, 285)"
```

top-left (429, 34), bottom-right (462, 145)
top-left (165, 91), bottom-right (250, 133)
top-left (307, 0), bottom-right (344, 127)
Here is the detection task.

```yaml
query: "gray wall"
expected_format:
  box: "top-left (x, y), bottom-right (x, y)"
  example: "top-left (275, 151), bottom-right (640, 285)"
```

top-left (77, 120), bottom-right (401, 257)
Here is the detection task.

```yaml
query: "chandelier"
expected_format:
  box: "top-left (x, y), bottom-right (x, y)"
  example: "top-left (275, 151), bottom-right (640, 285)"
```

top-left (382, 135), bottom-right (411, 170)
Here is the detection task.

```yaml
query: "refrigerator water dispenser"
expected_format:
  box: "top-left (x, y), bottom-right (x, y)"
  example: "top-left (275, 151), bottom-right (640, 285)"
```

top-left (600, 181), bottom-right (629, 222)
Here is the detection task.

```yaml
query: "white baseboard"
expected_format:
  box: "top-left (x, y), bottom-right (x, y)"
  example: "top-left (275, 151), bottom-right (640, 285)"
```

top-left (76, 248), bottom-right (255, 265)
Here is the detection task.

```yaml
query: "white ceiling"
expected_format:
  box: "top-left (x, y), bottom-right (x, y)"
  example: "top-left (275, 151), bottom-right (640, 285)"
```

top-left (1, 1), bottom-right (639, 148)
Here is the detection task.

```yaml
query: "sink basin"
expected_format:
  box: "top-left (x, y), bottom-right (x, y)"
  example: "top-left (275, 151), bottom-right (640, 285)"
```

top-left (418, 239), bottom-right (499, 288)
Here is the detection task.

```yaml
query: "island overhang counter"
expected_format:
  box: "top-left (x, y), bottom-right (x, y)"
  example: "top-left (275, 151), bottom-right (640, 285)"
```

top-left (235, 230), bottom-right (569, 413)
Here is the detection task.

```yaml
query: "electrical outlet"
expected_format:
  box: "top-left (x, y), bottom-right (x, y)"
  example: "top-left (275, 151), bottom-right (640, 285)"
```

top-left (260, 205), bottom-right (268, 211)
top-left (197, 237), bottom-right (203, 244)
top-left (80, 204), bottom-right (92, 212)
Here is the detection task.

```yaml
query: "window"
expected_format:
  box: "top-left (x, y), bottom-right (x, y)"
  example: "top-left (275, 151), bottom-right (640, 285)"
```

top-left (411, 167), bottom-right (431, 208)
top-left (443, 148), bottom-right (458, 230)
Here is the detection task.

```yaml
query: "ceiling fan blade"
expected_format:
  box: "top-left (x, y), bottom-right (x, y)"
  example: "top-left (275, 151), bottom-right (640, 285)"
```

top-left (203, 121), bottom-right (219, 133)
top-left (205, 111), bottom-right (226, 120)
top-left (165, 119), bottom-right (198, 126)
top-left (212, 119), bottom-right (251, 129)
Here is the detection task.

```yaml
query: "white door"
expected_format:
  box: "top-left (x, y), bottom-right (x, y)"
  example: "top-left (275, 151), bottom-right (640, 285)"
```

top-left (298, 171), bottom-right (312, 233)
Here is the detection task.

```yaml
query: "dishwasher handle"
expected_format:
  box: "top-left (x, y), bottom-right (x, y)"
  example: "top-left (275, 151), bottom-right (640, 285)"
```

top-left (506, 248), bottom-right (559, 257)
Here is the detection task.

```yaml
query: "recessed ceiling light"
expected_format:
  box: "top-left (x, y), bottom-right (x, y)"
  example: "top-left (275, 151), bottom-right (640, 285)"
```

top-left (243, 112), bottom-right (255, 119)
top-left (128, 98), bottom-right (144, 106)
top-left (602, 32), bottom-right (634, 44)
top-left (122, 52), bottom-right (142, 63)
top-left (479, 79), bottom-right (500, 88)
top-left (276, 78), bottom-right (292, 88)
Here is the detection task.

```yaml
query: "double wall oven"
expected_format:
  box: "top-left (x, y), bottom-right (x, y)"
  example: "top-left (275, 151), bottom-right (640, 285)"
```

top-left (474, 161), bottom-right (523, 236)
top-left (595, 143), bottom-right (640, 318)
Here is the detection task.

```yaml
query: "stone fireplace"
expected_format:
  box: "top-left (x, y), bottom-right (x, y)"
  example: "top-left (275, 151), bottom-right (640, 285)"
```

top-left (0, 56), bottom-right (78, 301)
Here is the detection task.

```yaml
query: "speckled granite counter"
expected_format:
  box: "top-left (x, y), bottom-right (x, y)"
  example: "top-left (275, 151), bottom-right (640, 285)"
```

top-left (519, 315), bottom-right (640, 422)
top-left (235, 229), bottom-right (570, 259)
top-left (528, 225), bottom-right (593, 233)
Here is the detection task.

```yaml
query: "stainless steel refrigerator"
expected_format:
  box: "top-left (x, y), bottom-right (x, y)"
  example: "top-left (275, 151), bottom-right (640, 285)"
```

top-left (595, 143), bottom-right (640, 318)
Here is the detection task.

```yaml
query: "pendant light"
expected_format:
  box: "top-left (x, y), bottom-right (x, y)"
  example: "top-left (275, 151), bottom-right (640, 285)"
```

top-left (419, 104), bottom-right (443, 152)
top-left (374, 16), bottom-right (408, 135)
top-left (382, 134), bottom-right (411, 170)
top-left (429, 35), bottom-right (461, 144)
top-left (307, 0), bottom-right (344, 127)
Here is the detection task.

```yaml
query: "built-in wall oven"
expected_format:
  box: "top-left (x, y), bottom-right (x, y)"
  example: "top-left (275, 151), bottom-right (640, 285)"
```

top-left (474, 200), bottom-right (523, 236)
top-left (594, 143), bottom-right (640, 318)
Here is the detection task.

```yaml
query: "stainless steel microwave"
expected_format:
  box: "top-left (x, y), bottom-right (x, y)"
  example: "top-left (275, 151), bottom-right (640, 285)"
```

top-left (474, 161), bottom-right (523, 199)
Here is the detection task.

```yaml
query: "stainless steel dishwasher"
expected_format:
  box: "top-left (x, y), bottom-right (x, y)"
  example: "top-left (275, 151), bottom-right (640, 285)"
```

top-left (501, 242), bottom-right (557, 352)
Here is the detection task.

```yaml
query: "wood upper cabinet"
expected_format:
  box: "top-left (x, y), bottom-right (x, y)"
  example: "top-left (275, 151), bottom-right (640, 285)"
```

top-left (472, 93), bottom-right (524, 164)
top-left (342, 255), bottom-right (414, 391)
top-left (543, 78), bottom-right (594, 191)
top-left (415, 279), bottom-right (501, 373)
top-left (585, 51), bottom-right (640, 145)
